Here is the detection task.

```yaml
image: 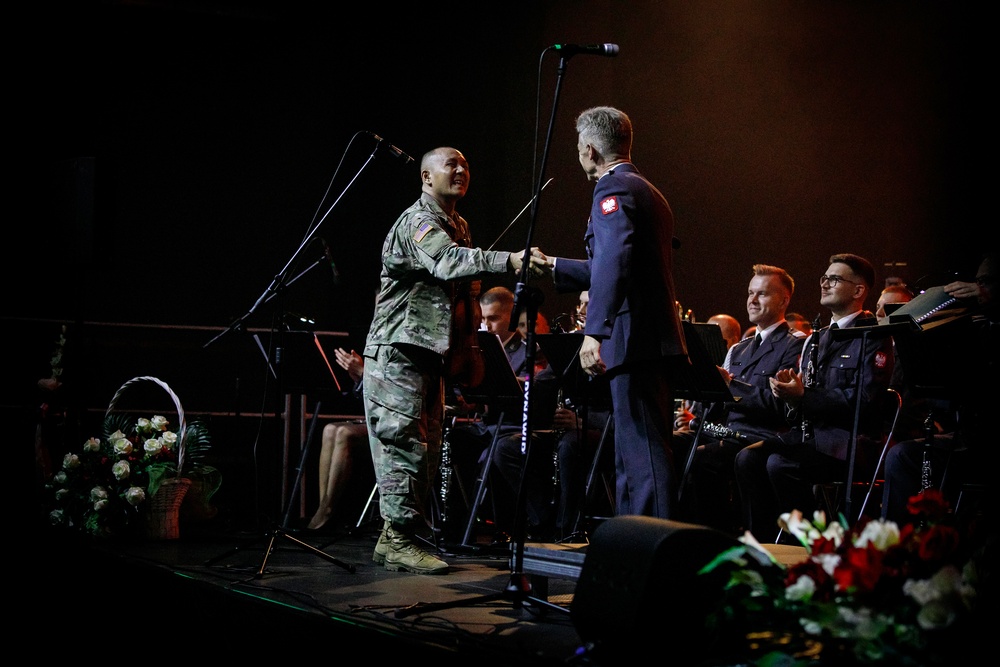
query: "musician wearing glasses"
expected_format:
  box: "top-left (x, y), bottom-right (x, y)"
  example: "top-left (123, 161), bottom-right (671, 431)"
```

top-left (734, 253), bottom-right (894, 543)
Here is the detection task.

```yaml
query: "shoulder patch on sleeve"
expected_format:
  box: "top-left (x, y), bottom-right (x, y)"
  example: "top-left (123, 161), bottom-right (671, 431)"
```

top-left (414, 222), bottom-right (433, 242)
top-left (874, 351), bottom-right (887, 369)
top-left (600, 196), bottom-right (619, 215)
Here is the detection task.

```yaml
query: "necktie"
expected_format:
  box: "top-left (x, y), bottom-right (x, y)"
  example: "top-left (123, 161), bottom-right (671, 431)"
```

top-left (819, 322), bottom-right (838, 358)
top-left (750, 333), bottom-right (761, 354)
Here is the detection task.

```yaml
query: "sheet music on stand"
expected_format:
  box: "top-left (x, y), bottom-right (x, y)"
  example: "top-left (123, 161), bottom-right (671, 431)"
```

top-left (252, 329), bottom-right (343, 393)
top-left (535, 333), bottom-right (612, 411)
top-left (885, 286), bottom-right (977, 402)
top-left (461, 331), bottom-right (527, 408)
top-left (885, 285), bottom-right (969, 330)
top-left (674, 322), bottom-right (735, 403)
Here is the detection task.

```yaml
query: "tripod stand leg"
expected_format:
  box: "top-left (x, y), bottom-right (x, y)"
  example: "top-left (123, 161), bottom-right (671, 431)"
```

top-left (257, 528), bottom-right (355, 576)
top-left (461, 412), bottom-right (506, 545)
top-left (678, 406), bottom-right (711, 504)
top-left (569, 410), bottom-right (614, 538)
top-left (356, 483), bottom-right (380, 529)
top-left (254, 531), bottom-right (282, 577)
top-left (208, 401), bottom-right (358, 576)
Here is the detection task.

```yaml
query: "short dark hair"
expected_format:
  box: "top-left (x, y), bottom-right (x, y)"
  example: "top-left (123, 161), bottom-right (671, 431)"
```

top-left (829, 253), bottom-right (876, 291)
top-left (480, 285), bottom-right (514, 310)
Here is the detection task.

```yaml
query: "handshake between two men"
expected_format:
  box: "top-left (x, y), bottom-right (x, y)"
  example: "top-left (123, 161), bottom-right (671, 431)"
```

top-left (507, 247), bottom-right (554, 280)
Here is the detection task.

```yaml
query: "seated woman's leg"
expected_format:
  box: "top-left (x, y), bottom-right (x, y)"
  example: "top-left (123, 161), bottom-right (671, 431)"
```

top-left (308, 421), bottom-right (369, 530)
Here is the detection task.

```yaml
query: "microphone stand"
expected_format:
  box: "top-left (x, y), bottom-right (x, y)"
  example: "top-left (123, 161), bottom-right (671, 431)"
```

top-left (203, 139), bottom-right (384, 574)
top-left (396, 51), bottom-right (575, 619)
top-left (204, 145), bottom-right (381, 351)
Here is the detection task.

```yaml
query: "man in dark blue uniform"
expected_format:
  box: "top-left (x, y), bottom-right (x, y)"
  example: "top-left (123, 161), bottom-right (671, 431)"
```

top-left (735, 253), bottom-right (894, 542)
top-left (674, 264), bottom-right (806, 534)
top-left (536, 106), bottom-right (688, 519)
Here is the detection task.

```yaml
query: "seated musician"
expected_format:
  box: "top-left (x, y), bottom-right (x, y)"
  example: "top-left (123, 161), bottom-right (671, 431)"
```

top-left (443, 286), bottom-right (549, 541)
top-left (488, 291), bottom-right (613, 544)
top-left (881, 252), bottom-right (998, 524)
top-left (673, 264), bottom-right (805, 536)
top-left (734, 253), bottom-right (895, 543)
top-left (306, 348), bottom-right (372, 531)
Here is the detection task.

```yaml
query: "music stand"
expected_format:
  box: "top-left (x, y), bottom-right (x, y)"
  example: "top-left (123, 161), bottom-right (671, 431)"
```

top-left (887, 290), bottom-right (976, 400)
top-left (204, 332), bottom-right (355, 576)
top-left (535, 333), bottom-right (614, 538)
top-left (675, 321), bottom-right (737, 503)
top-left (830, 320), bottom-right (910, 522)
top-left (251, 328), bottom-right (343, 394)
top-left (886, 298), bottom-right (980, 498)
top-left (455, 331), bottom-right (535, 549)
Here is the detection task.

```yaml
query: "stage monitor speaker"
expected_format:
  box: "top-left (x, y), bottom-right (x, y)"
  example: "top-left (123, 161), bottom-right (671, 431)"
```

top-left (570, 515), bottom-right (740, 659)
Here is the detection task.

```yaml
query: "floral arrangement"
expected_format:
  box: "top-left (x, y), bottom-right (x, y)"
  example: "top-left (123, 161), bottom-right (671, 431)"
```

top-left (46, 412), bottom-right (220, 538)
top-left (700, 489), bottom-right (994, 665)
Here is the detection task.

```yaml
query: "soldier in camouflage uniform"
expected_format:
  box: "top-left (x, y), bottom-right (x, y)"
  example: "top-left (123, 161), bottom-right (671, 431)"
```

top-left (362, 146), bottom-right (546, 574)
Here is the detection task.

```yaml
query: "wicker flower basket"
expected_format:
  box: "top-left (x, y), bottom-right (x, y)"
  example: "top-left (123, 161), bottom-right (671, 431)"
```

top-left (144, 477), bottom-right (192, 539)
top-left (106, 376), bottom-right (190, 540)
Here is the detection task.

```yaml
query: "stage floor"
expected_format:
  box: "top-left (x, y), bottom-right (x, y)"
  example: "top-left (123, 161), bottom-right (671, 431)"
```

top-left (24, 518), bottom-right (589, 666)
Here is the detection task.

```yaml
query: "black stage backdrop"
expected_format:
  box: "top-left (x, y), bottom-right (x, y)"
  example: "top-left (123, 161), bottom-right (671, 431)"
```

top-left (14, 0), bottom-right (987, 333)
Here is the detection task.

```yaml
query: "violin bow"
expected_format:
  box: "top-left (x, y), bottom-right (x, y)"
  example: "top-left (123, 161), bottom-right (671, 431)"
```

top-left (487, 177), bottom-right (555, 251)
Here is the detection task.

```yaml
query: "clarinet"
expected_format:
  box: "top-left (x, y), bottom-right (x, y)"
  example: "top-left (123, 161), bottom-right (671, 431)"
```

top-left (551, 388), bottom-right (566, 506)
top-left (439, 418), bottom-right (455, 523)
top-left (800, 314), bottom-right (824, 440)
top-left (920, 412), bottom-right (934, 491)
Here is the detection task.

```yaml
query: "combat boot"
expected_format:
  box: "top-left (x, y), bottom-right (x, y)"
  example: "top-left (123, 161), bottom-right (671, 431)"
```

top-left (383, 524), bottom-right (449, 574)
top-left (373, 519), bottom-right (390, 565)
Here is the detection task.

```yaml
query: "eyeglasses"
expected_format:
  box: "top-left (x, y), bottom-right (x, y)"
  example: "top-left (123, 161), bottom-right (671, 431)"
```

top-left (819, 275), bottom-right (858, 287)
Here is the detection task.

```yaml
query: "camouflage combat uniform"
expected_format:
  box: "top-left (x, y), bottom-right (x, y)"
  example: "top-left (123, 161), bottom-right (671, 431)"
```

top-left (362, 192), bottom-right (512, 535)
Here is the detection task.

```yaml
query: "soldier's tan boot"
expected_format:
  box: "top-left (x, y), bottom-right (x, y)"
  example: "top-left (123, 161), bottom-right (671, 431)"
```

top-left (373, 519), bottom-right (390, 565)
top-left (383, 525), bottom-right (449, 575)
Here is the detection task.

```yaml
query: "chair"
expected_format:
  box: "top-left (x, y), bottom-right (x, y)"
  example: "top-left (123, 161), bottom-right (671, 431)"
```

top-left (814, 387), bottom-right (903, 522)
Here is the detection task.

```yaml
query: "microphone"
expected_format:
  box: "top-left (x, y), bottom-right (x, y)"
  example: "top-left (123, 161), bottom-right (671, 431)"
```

top-left (367, 132), bottom-right (415, 164)
top-left (551, 43), bottom-right (619, 58)
top-left (319, 237), bottom-right (341, 285)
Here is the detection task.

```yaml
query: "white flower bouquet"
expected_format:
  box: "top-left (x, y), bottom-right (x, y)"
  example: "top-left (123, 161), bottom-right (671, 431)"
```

top-left (45, 376), bottom-right (220, 538)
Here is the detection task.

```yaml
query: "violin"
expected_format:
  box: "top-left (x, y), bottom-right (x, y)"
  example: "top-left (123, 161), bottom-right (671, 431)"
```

top-left (445, 283), bottom-right (486, 389)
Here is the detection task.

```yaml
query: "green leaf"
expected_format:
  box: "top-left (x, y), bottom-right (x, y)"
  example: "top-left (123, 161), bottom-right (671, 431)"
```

top-left (146, 462), bottom-right (179, 496)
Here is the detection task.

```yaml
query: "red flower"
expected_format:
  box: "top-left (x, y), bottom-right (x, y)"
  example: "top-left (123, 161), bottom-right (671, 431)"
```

top-left (907, 488), bottom-right (948, 522)
top-left (834, 543), bottom-right (884, 594)
top-left (811, 535), bottom-right (839, 555)
top-left (916, 524), bottom-right (961, 563)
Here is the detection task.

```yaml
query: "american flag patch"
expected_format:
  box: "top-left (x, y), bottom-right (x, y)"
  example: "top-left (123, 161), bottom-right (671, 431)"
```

top-left (600, 196), bottom-right (619, 214)
top-left (414, 222), bottom-right (433, 242)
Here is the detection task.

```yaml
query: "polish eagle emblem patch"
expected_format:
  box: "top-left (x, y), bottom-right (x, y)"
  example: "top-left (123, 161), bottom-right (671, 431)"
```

top-left (600, 196), bottom-right (619, 214)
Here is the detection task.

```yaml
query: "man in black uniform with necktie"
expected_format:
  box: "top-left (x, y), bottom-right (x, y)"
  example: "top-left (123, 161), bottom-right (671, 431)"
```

top-left (734, 253), bottom-right (894, 543)
top-left (674, 264), bottom-right (806, 535)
